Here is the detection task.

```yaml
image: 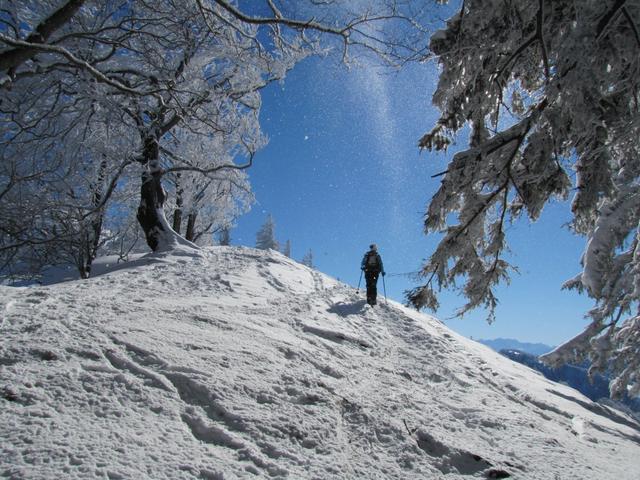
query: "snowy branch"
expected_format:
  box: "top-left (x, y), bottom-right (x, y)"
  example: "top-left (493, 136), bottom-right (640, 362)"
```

top-left (413, 0), bottom-right (640, 395)
top-left (160, 147), bottom-right (254, 176)
top-left (0, 33), bottom-right (159, 99)
top-left (0, 0), bottom-right (86, 74)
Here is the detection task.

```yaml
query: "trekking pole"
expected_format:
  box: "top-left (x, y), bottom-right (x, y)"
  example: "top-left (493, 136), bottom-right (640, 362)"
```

top-left (382, 274), bottom-right (388, 304)
top-left (357, 270), bottom-right (363, 292)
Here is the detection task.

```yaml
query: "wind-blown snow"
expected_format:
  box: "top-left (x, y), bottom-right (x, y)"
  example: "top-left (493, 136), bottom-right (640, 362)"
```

top-left (1, 247), bottom-right (639, 479)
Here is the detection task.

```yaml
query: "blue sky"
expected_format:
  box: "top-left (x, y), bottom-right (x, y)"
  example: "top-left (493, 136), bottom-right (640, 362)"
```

top-left (231, 54), bottom-right (593, 347)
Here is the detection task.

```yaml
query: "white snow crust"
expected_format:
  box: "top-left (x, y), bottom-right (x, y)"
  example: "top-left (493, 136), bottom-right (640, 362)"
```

top-left (1, 246), bottom-right (639, 479)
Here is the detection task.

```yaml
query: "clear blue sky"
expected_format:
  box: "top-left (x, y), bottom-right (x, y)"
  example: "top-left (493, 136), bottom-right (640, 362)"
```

top-left (232, 54), bottom-right (593, 347)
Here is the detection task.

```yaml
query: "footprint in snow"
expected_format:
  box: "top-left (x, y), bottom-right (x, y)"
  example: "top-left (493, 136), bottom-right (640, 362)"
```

top-left (414, 429), bottom-right (510, 477)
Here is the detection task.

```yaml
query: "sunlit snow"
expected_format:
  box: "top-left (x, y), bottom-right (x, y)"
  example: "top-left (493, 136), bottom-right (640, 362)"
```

top-left (1, 247), bottom-right (639, 479)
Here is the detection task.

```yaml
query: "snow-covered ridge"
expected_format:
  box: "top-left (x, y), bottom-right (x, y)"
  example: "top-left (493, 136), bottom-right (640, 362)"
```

top-left (1, 247), bottom-right (638, 479)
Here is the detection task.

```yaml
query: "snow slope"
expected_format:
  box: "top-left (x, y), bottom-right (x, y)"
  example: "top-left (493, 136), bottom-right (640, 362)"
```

top-left (1, 246), bottom-right (639, 479)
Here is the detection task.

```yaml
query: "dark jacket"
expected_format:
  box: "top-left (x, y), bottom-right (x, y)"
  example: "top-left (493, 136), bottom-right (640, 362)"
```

top-left (361, 250), bottom-right (384, 274)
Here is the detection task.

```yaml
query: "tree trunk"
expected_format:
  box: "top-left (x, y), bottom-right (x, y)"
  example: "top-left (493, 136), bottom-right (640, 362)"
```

top-left (185, 212), bottom-right (197, 242)
top-left (77, 230), bottom-right (92, 279)
top-left (137, 170), bottom-right (167, 251)
top-left (172, 173), bottom-right (183, 234)
top-left (77, 213), bottom-right (105, 279)
top-left (172, 207), bottom-right (183, 235)
top-left (136, 137), bottom-right (169, 251)
top-left (136, 135), bottom-right (199, 253)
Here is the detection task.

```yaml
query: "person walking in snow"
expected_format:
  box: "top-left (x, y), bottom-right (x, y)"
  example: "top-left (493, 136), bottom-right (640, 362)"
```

top-left (361, 244), bottom-right (385, 306)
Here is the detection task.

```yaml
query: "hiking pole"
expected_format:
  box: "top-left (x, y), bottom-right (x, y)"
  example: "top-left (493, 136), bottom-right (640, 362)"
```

top-left (382, 274), bottom-right (387, 304)
top-left (357, 270), bottom-right (363, 292)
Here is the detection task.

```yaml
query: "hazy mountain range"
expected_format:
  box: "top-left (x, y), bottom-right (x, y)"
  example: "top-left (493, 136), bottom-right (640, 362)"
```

top-left (477, 338), bottom-right (555, 356)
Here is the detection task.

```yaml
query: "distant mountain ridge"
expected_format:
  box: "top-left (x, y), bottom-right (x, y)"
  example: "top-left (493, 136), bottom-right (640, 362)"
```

top-left (478, 338), bottom-right (555, 356)
top-left (498, 349), bottom-right (610, 401)
top-left (479, 339), bottom-right (640, 416)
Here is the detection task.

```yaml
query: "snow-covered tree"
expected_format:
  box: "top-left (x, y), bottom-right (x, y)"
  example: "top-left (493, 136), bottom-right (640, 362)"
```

top-left (0, 1), bottom-right (290, 261)
top-left (301, 249), bottom-right (314, 268)
top-left (0, 79), bottom-right (137, 279)
top-left (283, 240), bottom-right (292, 258)
top-left (163, 129), bottom-right (256, 245)
top-left (1, 0), bottom-right (430, 258)
top-left (256, 215), bottom-right (278, 251)
top-left (217, 227), bottom-right (231, 246)
top-left (409, 0), bottom-right (640, 397)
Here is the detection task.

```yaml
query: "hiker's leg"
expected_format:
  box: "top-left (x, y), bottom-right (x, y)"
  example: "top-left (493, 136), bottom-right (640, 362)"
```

top-left (371, 272), bottom-right (380, 304)
top-left (365, 271), bottom-right (375, 305)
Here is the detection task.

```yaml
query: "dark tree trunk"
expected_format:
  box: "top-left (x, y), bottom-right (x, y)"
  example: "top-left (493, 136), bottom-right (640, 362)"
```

top-left (137, 170), bottom-right (167, 251)
top-left (172, 173), bottom-right (183, 234)
top-left (172, 207), bottom-right (183, 234)
top-left (136, 137), bottom-right (168, 251)
top-left (185, 212), bottom-right (197, 242)
top-left (78, 230), bottom-right (92, 279)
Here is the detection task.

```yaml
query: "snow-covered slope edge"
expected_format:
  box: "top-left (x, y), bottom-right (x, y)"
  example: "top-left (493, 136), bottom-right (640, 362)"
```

top-left (1, 246), bottom-right (638, 479)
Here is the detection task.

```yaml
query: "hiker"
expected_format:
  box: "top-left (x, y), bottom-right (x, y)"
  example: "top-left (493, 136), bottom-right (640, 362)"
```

top-left (361, 244), bottom-right (385, 306)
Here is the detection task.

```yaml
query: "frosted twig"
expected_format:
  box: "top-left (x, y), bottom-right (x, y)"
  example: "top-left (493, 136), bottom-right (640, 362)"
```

top-left (403, 419), bottom-right (417, 436)
top-left (0, 33), bottom-right (162, 101)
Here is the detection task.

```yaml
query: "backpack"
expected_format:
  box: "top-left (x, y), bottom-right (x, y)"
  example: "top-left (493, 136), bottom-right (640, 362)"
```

top-left (365, 252), bottom-right (380, 270)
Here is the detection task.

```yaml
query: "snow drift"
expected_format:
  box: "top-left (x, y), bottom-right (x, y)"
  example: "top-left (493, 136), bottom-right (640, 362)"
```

top-left (1, 246), bottom-right (639, 479)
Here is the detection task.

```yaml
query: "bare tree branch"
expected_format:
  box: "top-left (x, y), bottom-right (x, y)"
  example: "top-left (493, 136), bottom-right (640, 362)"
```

top-left (0, 0), bottom-right (86, 74)
top-left (596, 0), bottom-right (627, 40)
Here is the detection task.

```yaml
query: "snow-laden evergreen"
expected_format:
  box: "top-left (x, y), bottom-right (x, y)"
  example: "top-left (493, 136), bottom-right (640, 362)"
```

top-left (255, 214), bottom-right (279, 251)
top-left (411, 0), bottom-right (640, 397)
top-left (301, 249), bottom-right (314, 268)
top-left (1, 247), bottom-right (639, 479)
top-left (282, 240), bottom-right (292, 258)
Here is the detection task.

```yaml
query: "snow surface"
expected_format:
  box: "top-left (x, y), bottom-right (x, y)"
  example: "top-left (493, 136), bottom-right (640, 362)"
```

top-left (1, 246), bottom-right (639, 479)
